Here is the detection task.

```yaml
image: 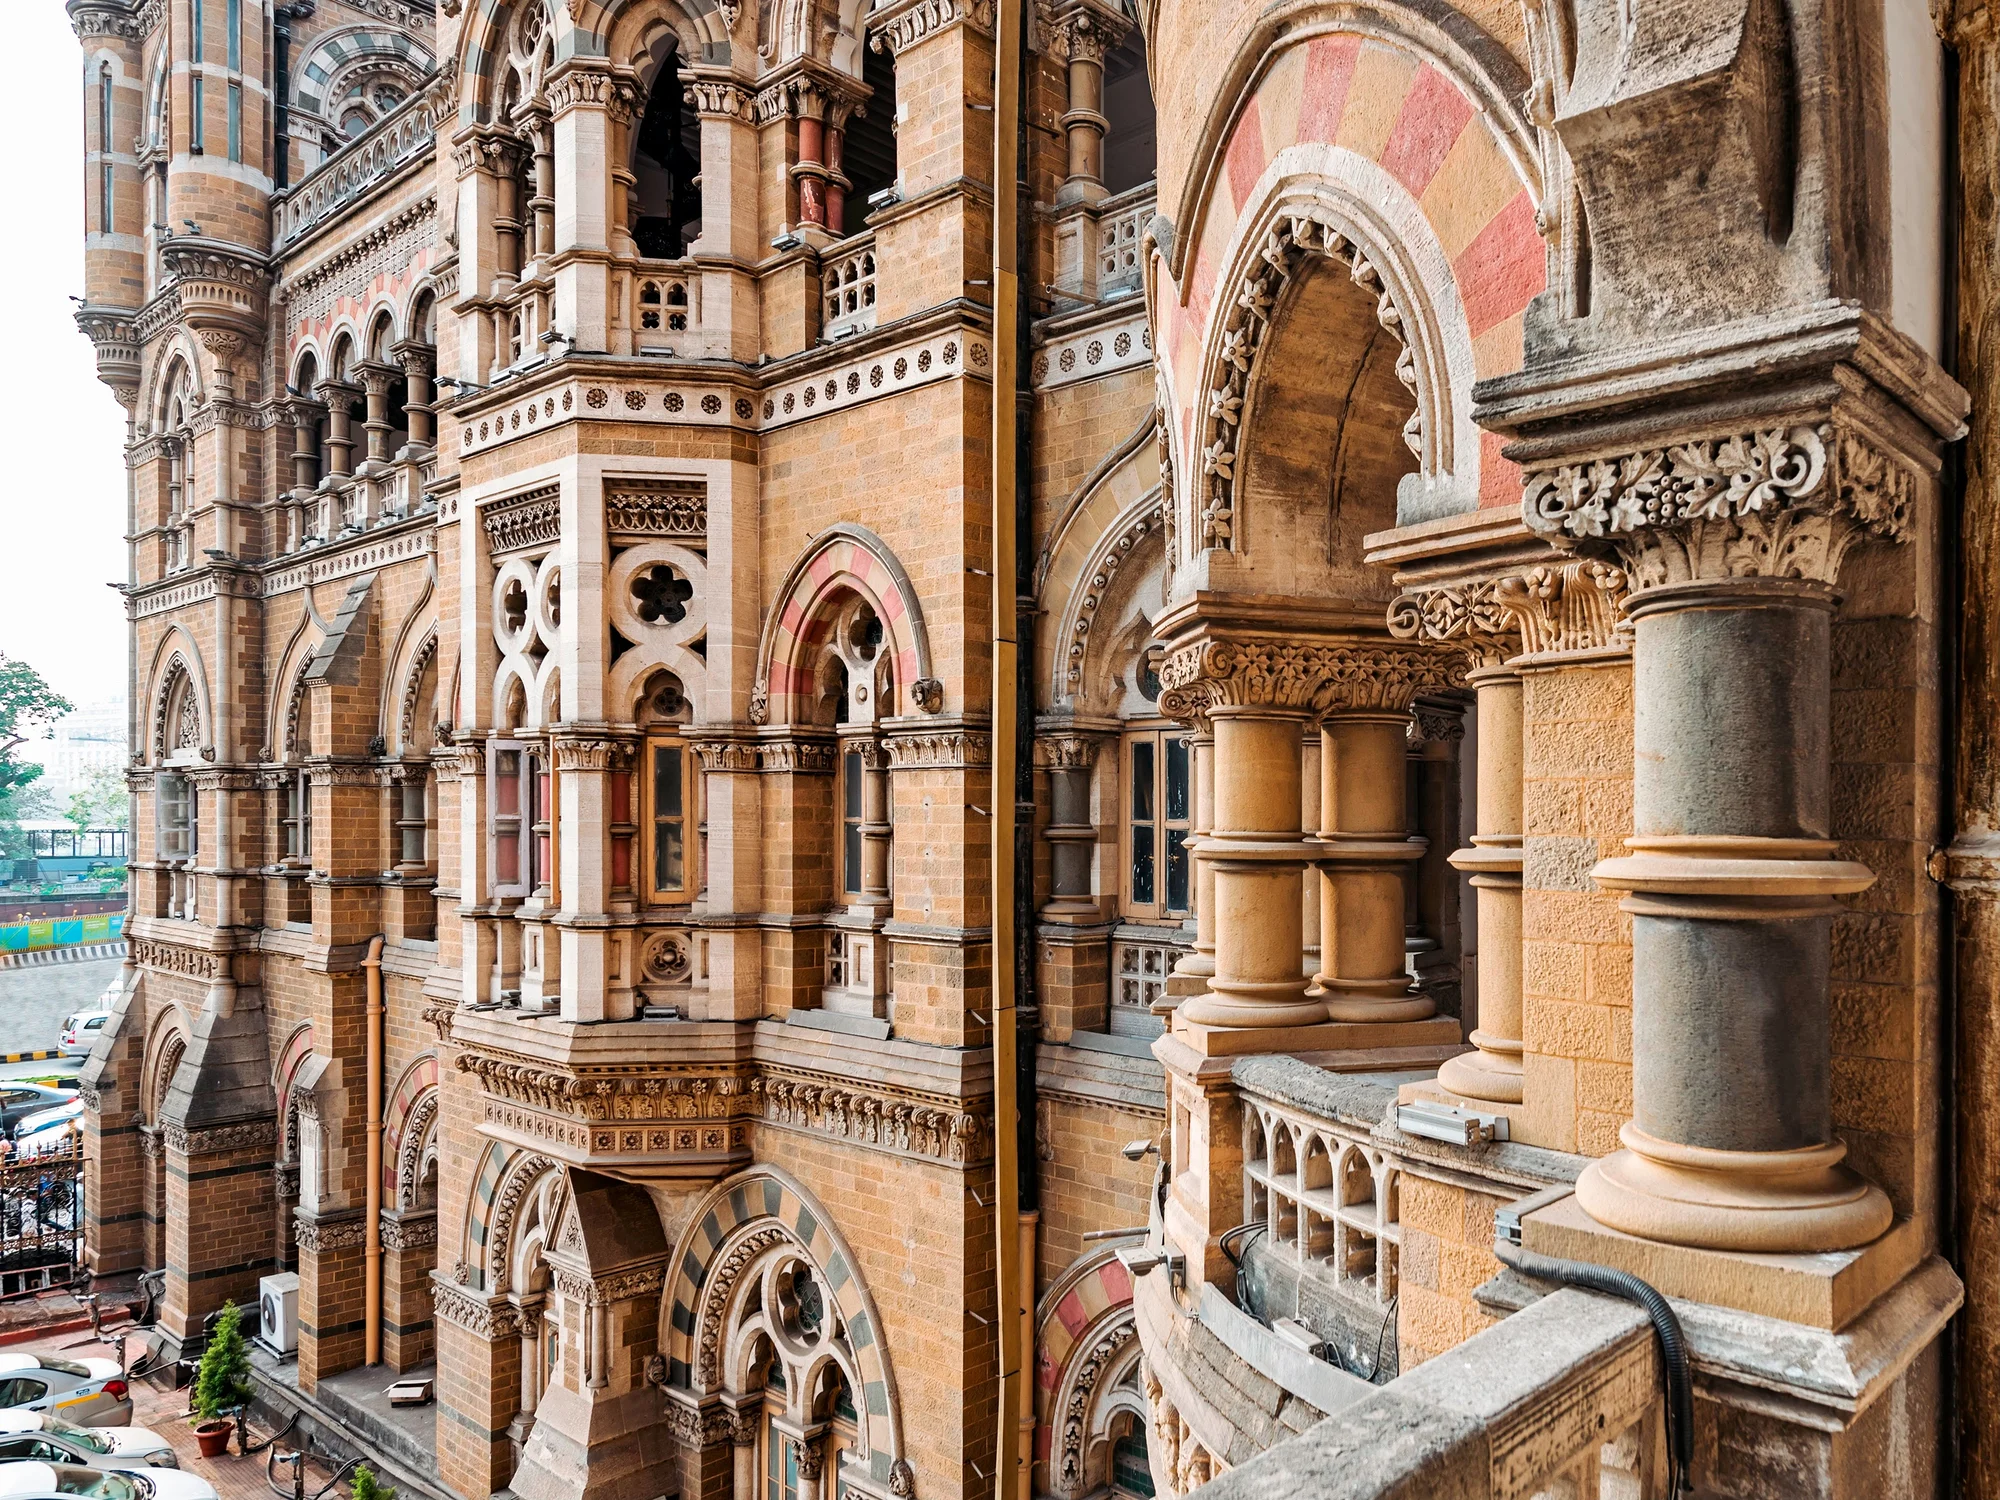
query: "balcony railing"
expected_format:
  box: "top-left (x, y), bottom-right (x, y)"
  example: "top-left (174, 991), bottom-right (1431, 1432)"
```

top-left (1185, 1286), bottom-right (1661, 1499)
top-left (274, 84), bottom-right (443, 250)
top-left (1097, 184), bottom-right (1154, 293)
top-left (822, 235), bottom-right (877, 339)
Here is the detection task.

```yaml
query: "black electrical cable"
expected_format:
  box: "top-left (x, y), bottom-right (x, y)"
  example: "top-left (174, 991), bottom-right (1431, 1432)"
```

top-left (1218, 1221), bottom-right (1266, 1316)
top-left (1496, 1242), bottom-right (1693, 1498)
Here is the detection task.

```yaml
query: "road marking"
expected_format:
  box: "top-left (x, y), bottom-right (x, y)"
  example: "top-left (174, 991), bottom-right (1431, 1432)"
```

top-left (0, 1050), bottom-right (60, 1064)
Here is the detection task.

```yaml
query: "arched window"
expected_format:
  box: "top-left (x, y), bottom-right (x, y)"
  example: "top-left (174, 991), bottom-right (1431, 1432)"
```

top-left (841, 43), bottom-right (899, 230)
top-left (631, 41), bottom-right (702, 259)
top-left (1100, 29), bottom-right (1156, 195)
top-left (639, 670), bottom-right (695, 906)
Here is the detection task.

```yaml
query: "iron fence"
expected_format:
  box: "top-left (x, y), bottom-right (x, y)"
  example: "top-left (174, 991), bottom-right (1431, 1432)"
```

top-left (0, 1140), bottom-right (83, 1298)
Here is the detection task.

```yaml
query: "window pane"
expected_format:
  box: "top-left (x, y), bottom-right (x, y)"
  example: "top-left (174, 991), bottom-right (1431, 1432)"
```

top-left (844, 751), bottom-right (863, 817)
top-left (1131, 740), bottom-right (1154, 820)
top-left (496, 832), bottom-right (519, 886)
top-left (1165, 828), bottom-right (1190, 913)
top-left (496, 752), bottom-right (520, 814)
top-left (844, 821), bottom-right (863, 895)
top-left (654, 745), bottom-right (682, 817)
top-left (1165, 736), bottom-right (1189, 820)
top-left (656, 821), bottom-right (683, 891)
top-left (1131, 825), bottom-right (1154, 906)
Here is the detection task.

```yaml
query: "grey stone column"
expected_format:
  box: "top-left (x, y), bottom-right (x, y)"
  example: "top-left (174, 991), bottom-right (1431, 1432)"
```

top-left (1040, 735), bottom-right (1102, 919)
top-left (1527, 425), bottom-right (1906, 1253)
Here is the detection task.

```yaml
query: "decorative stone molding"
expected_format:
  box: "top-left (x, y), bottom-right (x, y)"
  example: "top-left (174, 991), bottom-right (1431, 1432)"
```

top-left (380, 1214), bottom-right (440, 1252)
top-left (1522, 423), bottom-right (1915, 588)
top-left (885, 730), bottom-right (991, 768)
top-left (868, 0), bottom-right (995, 53)
top-left (605, 480), bottom-right (707, 538)
top-left (1055, 1319), bottom-right (1139, 1496)
top-left (430, 1276), bottom-right (522, 1340)
top-left (549, 1262), bottom-right (668, 1306)
top-left (1156, 637), bottom-right (1465, 724)
top-left (1059, 502), bottom-right (1162, 692)
top-left (692, 740), bottom-right (760, 772)
top-left (161, 1119), bottom-right (278, 1157)
top-left (295, 1213), bottom-right (369, 1253)
top-left (552, 738), bottom-right (619, 771)
top-left (694, 1227), bottom-right (789, 1385)
top-left (68, 3), bottom-right (147, 41)
top-left (1031, 311), bottom-right (1152, 392)
top-left (274, 1162), bottom-right (300, 1198)
top-left (1044, 0), bottom-right (1130, 63)
top-left (544, 62), bottom-right (618, 117)
top-left (663, 1396), bottom-right (739, 1449)
top-left (759, 738), bottom-right (838, 774)
top-left (482, 483), bottom-right (562, 555)
top-left (686, 80), bottom-right (753, 119)
top-left (755, 1074), bottom-right (989, 1163)
top-left (1038, 735), bottom-right (1104, 771)
top-left (136, 1127), bottom-right (162, 1161)
top-left (793, 1440), bottom-right (825, 1482)
top-left (1196, 216), bottom-right (1422, 550)
top-left (1407, 703), bottom-right (1466, 744)
top-left (129, 938), bottom-right (227, 981)
top-left (1493, 560), bottom-right (1629, 657)
top-left (1385, 581), bottom-right (1514, 666)
top-left (640, 930), bottom-right (694, 984)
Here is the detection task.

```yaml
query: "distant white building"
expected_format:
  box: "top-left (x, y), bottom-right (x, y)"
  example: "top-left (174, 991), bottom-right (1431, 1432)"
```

top-left (22, 699), bottom-right (127, 804)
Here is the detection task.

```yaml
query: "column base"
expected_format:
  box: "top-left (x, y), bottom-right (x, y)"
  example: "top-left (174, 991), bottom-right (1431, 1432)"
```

top-left (1178, 990), bottom-right (1327, 1028)
top-left (1435, 1030), bottom-right (1524, 1104)
top-left (1574, 1123), bottom-right (1893, 1256)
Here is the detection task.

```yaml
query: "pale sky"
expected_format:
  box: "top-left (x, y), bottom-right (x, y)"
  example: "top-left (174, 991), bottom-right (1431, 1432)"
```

top-left (1, 7), bottom-right (135, 713)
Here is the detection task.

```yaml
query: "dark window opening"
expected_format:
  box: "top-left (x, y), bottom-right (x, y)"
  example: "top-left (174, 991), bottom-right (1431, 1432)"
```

top-left (1101, 30), bottom-right (1156, 195)
top-left (633, 49), bottom-right (703, 259)
top-left (843, 44), bottom-right (899, 230)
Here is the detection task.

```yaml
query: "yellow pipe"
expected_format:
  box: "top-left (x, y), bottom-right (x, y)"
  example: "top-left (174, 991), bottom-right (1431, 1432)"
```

top-left (990, 0), bottom-right (1024, 1486)
top-left (363, 934), bottom-right (384, 1367)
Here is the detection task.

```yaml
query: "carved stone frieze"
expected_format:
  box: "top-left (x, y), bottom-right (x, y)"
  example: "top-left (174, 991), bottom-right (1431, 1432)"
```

top-left (1038, 735), bottom-right (1104, 771)
top-left (884, 730), bottom-right (991, 768)
top-left (482, 484), bottom-right (562, 555)
top-left (1408, 702), bottom-right (1466, 744)
top-left (686, 80), bottom-right (754, 119)
top-left (605, 480), bottom-right (707, 538)
top-left (759, 739), bottom-right (838, 774)
top-left (1156, 637), bottom-right (1466, 726)
top-left (129, 937), bottom-right (227, 981)
top-left (380, 1214), bottom-right (440, 1252)
top-left (430, 1275), bottom-right (522, 1340)
top-left (163, 1119), bottom-right (278, 1157)
top-left (663, 1396), bottom-right (740, 1449)
top-left (1521, 423), bottom-right (1916, 588)
top-left (552, 738), bottom-right (618, 771)
top-left (1388, 559), bottom-right (1630, 664)
top-left (548, 1262), bottom-right (668, 1306)
top-left (692, 740), bottom-right (760, 772)
top-left (868, 0), bottom-right (995, 53)
top-left (754, 1073), bottom-right (990, 1163)
top-left (295, 1214), bottom-right (369, 1254)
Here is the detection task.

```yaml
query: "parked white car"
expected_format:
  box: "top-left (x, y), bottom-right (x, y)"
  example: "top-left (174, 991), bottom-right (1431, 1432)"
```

top-left (56, 1015), bottom-right (109, 1061)
top-left (8, 1106), bottom-right (82, 1161)
top-left (0, 1464), bottom-right (215, 1500)
top-left (0, 1358), bottom-right (131, 1427)
top-left (0, 1414), bottom-right (175, 1470)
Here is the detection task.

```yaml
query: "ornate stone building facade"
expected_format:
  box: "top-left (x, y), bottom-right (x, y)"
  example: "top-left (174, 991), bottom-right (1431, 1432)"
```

top-left (63, 0), bottom-right (2000, 1494)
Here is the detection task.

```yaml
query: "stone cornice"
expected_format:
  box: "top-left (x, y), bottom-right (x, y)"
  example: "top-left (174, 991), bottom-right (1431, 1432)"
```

top-left (867, 0), bottom-right (995, 52)
top-left (430, 1275), bottom-right (522, 1340)
top-left (1156, 635), bottom-right (1466, 725)
top-left (164, 1119), bottom-right (277, 1157)
top-left (884, 729), bottom-right (991, 768)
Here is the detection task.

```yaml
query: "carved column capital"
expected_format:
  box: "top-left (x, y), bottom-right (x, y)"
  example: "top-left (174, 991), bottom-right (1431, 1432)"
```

top-left (1038, 733), bottom-right (1105, 771)
top-left (1522, 421), bottom-right (1917, 590)
top-left (1156, 635), bottom-right (1466, 726)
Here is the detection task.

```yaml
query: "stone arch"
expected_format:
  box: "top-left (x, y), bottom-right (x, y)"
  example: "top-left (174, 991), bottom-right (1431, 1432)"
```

top-left (272, 1023), bottom-right (318, 1166)
top-left (140, 1011), bottom-right (190, 1129)
top-left (1154, 29), bottom-right (1550, 546)
top-left (660, 1167), bottom-right (910, 1493)
top-left (146, 633), bottom-right (212, 764)
top-left (293, 24), bottom-right (436, 139)
top-left (380, 562), bottom-right (439, 753)
top-left (751, 524), bottom-right (936, 727)
top-left (1034, 1248), bottom-right (1144, 1500)
top-left (462, 1144), bottom-right (558, 1294)
top-left (149, 345), bottom-right (201, 435)
top-left (384, 1054), bottom-right (441, 1210)
top-left (588, 0), bottom-right (734, 68)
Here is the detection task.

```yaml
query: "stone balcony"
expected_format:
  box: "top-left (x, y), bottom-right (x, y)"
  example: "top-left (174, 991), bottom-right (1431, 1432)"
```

top-left (443, 1008), bottom-right (993, 1184)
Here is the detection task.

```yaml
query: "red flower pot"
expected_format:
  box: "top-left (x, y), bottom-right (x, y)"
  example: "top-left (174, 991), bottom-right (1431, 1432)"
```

top-left (193, 1420), bottom-right (232, 1458)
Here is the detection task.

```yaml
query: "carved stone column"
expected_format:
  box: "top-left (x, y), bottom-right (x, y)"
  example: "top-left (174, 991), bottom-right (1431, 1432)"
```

top-left (392, 340), bottom-right (436, 453)
top-left (1166, 728), bottom-right (1216, 995)
top-left (1527, 423), bottom-right (1913, 1252)
top-left (1040, 734), bottom-right (1103, 920)
top-left (1159, 635), bottom-right (1462, 1035)
top-left (1048, 1), bottom-right (1129, 208)
top-left (315, 379), bottom-right (359, 481)
top-left (357, 361), bottom-right (398, 472)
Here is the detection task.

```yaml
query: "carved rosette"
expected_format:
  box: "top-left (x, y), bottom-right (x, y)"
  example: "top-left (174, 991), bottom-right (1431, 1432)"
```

top-left (1156, 637), bottom-right (1466, 726)
top-left (1522, 422), bottom-right (1917, 589)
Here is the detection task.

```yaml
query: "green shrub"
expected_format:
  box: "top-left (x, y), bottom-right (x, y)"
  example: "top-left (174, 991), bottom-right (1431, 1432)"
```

top-left (350, 1463), bottom-right (397, 1500)
top-left (192, 1301), bottom-right (252, 1422)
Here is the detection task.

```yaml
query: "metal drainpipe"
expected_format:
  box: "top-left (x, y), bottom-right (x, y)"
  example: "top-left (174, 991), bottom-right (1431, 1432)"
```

top-left (362, 933), bottom-right (384, 1365)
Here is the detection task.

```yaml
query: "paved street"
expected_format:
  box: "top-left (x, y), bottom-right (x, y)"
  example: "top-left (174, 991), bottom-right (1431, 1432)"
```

top-left (0, 957), bottom-right (120, 1081)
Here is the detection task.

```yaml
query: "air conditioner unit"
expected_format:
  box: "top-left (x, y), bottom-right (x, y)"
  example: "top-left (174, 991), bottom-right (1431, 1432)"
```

top-left (258, 1272), bottom-right (300, 1357)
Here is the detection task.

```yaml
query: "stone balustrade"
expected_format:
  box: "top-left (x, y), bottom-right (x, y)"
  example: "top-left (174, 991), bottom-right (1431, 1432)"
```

top-left (274, 88), bottom-right (440, 250)
top-left (821, 234), bottom-right (878, 338)
top-left (632, 264), bottom-right (699, 350)
top-left (1095, 184), bottom-right (1153, 293)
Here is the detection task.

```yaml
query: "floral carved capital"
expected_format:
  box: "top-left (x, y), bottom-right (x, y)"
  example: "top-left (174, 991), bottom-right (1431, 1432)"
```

top-left (1157, 636), bottom-right (1465, 725)
top-left (1522, 423), bottom-right (1915, 589)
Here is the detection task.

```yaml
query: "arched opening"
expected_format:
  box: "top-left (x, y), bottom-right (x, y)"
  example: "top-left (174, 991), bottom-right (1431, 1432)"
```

top-left (631, 39), bottom-right (702, 259)
top-left (842, 43), bottom-right (899, 230)
top-left (1101, 29), bottom-right (1155, 196)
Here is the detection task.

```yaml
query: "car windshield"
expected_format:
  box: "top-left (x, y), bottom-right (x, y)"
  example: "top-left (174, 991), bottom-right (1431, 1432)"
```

top-left (38, 1361), bottom-right (90, 1379)
top-left (39, 1418), bottom-right (110, 1454)
top-left (50, 1470), bottom-right (142, 1500)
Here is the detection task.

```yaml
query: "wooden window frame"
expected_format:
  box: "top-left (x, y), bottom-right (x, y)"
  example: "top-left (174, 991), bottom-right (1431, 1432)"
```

top-left (642, 734), bottom-right (693, 906)
top-left (489, 740), bottom-right (530, 899)
top-left (158, 771), bottom-right (196, 864)
top-left (1119, 726), bottom-right (1190, 922)
top-left (281, 766), bottom-right (311, 864)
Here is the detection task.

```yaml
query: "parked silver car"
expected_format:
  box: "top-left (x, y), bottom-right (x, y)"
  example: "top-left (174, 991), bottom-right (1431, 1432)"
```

top-left (0, 1359), bottom-right (130, 1427)
top-left (0, 1463), bottom-right (215, 1500)
top-left (0, 1414), bottom-right (175, 1470)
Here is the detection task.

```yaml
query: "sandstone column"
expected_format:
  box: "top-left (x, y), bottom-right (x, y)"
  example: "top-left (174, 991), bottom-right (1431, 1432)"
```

top-left (1040, 735), bottom-right (1101, 920)
top-left (1442, 662), bottom-right (1524, 1100)
top-left (1527, 424), bottom-right (1906, 1252)
top-left (393, 340), bottom-right (435, 454)
top-left (1166, 729), bottom-right (1215, 997)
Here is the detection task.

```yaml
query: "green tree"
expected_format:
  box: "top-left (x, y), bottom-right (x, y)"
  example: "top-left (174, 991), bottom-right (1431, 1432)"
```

top-left (192, 1301), bottom-right (252, 1422)
top-left (65, 763), bottom-right (128, 831)
top-left (0, 654), bottom-right (71, 801)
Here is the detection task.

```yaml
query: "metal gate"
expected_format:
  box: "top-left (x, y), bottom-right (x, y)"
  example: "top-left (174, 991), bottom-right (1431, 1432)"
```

top-left (0, 1141), bottom-right (83, 1298)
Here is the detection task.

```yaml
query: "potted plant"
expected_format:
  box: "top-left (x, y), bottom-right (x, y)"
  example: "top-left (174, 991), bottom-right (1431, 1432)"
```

top-left (350, 1463), bottom-right (397, 1500)
top-left (191, 1301), bottom-right (251, 1457)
